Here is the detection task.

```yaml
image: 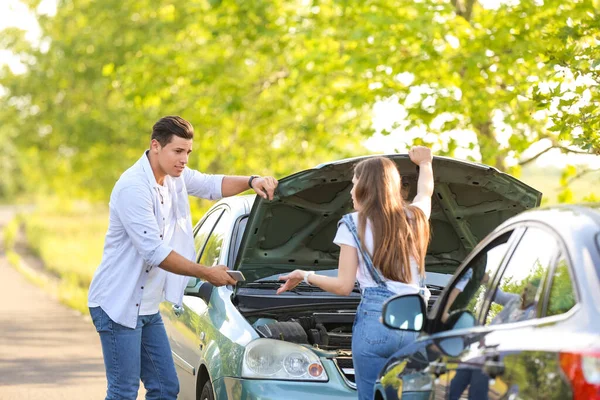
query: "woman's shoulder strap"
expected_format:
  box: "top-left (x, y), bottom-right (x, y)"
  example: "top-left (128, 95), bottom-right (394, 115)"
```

top-left (337, 213), bottom-right (387, 287)
top-left (338, 213), bottom-right (357, 230)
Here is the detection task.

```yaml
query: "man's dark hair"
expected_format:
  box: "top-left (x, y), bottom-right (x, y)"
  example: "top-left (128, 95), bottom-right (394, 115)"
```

top-left (152, 116), bottom-right (194, 146)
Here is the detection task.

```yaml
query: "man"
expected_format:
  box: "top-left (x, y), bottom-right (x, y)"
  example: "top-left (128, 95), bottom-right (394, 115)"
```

top-left (88, 116), bottom-right (278, 400)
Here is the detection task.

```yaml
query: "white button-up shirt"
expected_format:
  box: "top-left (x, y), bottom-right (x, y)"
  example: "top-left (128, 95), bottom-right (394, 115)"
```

top-left (88, 151), bottom-right (223, 328)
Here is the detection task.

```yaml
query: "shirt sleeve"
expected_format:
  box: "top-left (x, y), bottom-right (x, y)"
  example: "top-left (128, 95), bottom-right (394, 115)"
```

top-left (411, 197), bottom-right (431, 220)
top-left (493, 288), bottom-right (519, 306)
top-left (115, 184), bottom-right (173, 268)
top-left (183, 168), bottom-right (224, 200)
top-left (333, 219), bottom-right (358, 248)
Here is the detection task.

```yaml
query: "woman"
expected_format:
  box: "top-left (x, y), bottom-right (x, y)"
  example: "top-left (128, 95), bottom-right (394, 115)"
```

top-left (277, 146), bottom-right (434, 400)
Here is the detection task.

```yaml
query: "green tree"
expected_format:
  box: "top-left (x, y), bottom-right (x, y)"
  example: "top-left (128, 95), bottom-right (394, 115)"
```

top-left (1, 0), bottom-right (598, 202)
top-left (358, 0), bottom-right (599, 172)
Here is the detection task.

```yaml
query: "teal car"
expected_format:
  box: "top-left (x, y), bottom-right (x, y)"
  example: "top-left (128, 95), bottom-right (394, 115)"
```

top-left (160, 154), bottom-right (541, 400)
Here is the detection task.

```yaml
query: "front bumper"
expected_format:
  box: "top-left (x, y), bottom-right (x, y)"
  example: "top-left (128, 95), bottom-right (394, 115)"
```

top-left (213, 360), bottom-right (357, 400)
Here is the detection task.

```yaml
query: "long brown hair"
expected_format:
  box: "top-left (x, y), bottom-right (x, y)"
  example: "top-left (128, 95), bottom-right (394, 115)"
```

top-left (353, 157), bottom-right (430, 283)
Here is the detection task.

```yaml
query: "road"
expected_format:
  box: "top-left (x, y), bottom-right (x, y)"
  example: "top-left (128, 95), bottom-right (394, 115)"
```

top-left (0, 206), bottom-right (143, 399)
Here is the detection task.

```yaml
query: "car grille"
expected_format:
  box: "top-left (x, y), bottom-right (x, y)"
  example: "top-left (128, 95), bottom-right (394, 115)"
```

top-left (334, 357), bottom-right (356, 389)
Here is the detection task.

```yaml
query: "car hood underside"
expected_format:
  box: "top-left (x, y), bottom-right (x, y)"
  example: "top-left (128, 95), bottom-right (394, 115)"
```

top-left (235, 155), bottom-right (541, 282)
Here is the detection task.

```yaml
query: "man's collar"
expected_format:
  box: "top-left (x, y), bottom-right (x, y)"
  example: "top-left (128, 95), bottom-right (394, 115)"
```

top-left (140, 150), bottom-right (161, 188)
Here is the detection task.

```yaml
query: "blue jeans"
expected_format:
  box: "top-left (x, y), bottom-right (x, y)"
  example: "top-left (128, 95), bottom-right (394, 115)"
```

top-left (449, 368), bottom-right (489, 400)
top-left (89, 307), bottom-right (179, 400)
top-left (352, 287), bottom-right (419, 400)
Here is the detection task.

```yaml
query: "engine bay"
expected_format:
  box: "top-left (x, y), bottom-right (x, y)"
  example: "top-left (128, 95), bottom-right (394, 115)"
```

top-left (250, 311), bottom-right (355, 350)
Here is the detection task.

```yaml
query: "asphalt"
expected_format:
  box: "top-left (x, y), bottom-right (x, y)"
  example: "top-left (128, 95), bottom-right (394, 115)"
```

top-left (0, 206), bottom-right (143, 399)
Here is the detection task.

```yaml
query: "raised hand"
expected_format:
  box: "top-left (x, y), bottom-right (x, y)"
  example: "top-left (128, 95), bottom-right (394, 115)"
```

top-left (408, 146), bottom-right (433, 166)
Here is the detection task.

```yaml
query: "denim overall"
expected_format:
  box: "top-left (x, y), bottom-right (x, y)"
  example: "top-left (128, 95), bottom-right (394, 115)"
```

top-left (340, 214), bottom-right (420, 400)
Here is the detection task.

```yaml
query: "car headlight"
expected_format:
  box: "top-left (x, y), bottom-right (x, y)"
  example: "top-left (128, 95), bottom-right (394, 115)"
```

top-left (242, 338), bottom-right (328, 381)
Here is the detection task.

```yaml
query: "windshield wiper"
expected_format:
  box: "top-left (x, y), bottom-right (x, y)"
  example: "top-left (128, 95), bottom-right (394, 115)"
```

top-left (242, 280), bottom-right (303, 295)
top-left (246, 280), bottom-right (361, 294)
top-left (246, 280), bottom-right (291, 286)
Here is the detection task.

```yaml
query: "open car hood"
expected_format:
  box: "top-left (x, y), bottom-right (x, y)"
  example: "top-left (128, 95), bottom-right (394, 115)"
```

top-left (234, 155), bottom-right (541, 282)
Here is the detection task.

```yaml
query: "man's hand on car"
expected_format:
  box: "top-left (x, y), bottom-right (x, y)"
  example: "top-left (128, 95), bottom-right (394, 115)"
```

top-left (251, 176), bottom-right (279, 200)
top-left (201, 265), bottom-right (237, 286)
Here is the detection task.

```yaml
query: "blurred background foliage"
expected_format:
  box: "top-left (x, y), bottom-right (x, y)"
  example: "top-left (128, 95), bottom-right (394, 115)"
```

top-left (0, 0), bottom-right (598, 205)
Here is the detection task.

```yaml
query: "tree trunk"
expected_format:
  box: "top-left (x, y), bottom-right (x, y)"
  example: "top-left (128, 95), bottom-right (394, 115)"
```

top-left (476, 120), bottom-right (506, 171)
top-left (452, 0), bottom-right (477, 21)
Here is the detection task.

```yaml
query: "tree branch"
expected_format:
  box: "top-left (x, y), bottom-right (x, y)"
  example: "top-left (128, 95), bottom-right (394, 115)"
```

top-left (518, 145), bottom-right (555, 167)
top-left (518, 142), bottom-right (594, 167)
top-left (556, 145), bottom-right (594, 155)
top-left (566, 168), bottom-right (599, 186)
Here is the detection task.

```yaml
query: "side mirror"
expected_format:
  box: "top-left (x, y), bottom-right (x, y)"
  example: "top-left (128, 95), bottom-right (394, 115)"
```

top-left (382, 294), bottom-right (426, 331)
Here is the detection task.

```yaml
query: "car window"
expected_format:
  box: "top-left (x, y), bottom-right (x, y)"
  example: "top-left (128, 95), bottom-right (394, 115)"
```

top-left (194, 210), bottom-right (224, 262)
top-left (199, 210), bottom-right (232, 267)
top-left (546, 254), bottom-right (577, 317)
top-left (484, 226), bottom-right (558, 326)
top-left (441, 230), bottom-right (516, 328)
top-left (230, 216), bottom-right (248, 267)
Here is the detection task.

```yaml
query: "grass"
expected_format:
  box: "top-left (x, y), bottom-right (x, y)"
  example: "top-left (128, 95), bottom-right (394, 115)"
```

top-left (6, 250), bottom-right (51, 291)
top-left (23, 203), bottom-right (107, 285)
top-left (18, 202), bottom-right (108, 314)
top-left (3, 217), bottom-right (18, 252)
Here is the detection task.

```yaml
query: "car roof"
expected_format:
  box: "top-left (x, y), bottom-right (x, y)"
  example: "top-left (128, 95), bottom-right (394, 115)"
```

top-left (496, 204), bottom-right (600, 301)
top-left (496, 203), bottom-right (600, 228)
top-left (211, 194), bottom-right (255, 215)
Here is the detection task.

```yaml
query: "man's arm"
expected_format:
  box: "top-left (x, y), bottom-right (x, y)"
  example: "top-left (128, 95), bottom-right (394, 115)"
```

top-left (159, 251), bottom-right (236, 286)
top-left (183, 169), bottom-right (277, 200)
top-left (222, 175), bottom-right (278, 200)
top-left (493, 288), bottom-right (519, 306)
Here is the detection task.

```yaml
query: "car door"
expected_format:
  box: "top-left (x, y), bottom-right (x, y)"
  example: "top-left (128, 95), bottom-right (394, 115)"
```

top-left (425, 227), bottom-right (523, 400)
top-left (458, 225), bottom-right (574, 400)
top-left (161, 208), bottom-right (225, 399)
top-left (376, 228), bottom-right (522, 400)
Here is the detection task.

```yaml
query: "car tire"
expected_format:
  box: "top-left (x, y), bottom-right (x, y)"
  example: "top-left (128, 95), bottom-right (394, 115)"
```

top-left (200, 380), bottom-right (215, 400)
